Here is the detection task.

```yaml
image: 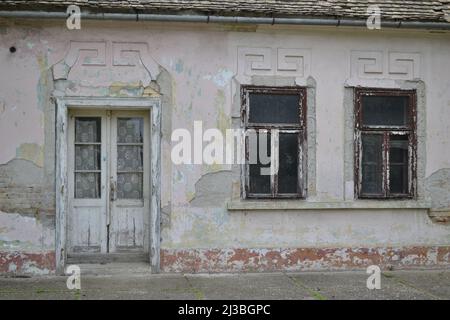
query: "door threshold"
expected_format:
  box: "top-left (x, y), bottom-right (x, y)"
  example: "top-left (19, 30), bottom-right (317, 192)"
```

top-left (67, 252), bottom-right (149, 264)
top-left (73, 262), bottom-right (152, 276)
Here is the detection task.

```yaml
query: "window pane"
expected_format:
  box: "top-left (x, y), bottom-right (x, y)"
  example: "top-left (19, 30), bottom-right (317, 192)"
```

top-left (249, 93), bottom-right (300, 124)
top-left (361, 134), bottom-right (383, 195)
top-left (248, 132), bottom-right (271, 194)
top-left (389, 135), bottom-right (409, 194)
top-left (75, 173), bottom-right (100, 198)
top-left (117, 146), bottom-right (143, 171)
top-left (362, 95), bottom-right (409, 127)
top-left (117, 118), bottom-right (143, 143)
top-left (278, 133), bottom-right (299, 194)
top-left (75, 117), bottom-right (101, 143)
top-left (75, 145), bottom-right (101, 170)
top-left (117, 173), bottom-right (143, 199)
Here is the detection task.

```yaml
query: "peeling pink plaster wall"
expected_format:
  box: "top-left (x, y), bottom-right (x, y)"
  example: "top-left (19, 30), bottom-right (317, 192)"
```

top-left (0, 20), bottom-right (449, 273)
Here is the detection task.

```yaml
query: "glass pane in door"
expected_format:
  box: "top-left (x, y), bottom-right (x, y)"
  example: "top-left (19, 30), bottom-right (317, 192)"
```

top-left (116, 118), bottom-right (144, 199)
top-left (74, 117), bottom-right (101, 199)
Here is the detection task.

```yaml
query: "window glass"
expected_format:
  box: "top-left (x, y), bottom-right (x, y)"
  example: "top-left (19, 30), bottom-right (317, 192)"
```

top-left (117, 173), bottom-right (143, 199)
top-left (361, 134), bottom-right (383, 195)
top-left (249, 93), bottom-right (300, 124)
top-left (74, 117), bottom-right (101, 199)
top-left (75, 173), bottom-right (101, 199)
top-left (117, 117), bottom-right (144, 199)
top-left (389, 135), bottom-right (409, 194)
top-left (117, 118), bottom-right (143, 143)
top-left (75, 117), bottom-right (101, 143)
top-left (362, 96), bottom-right (409, 127)
top-left (75, 145), bottom-right (101, 171)
top-left (248, 132), bottom-right (271, 194)
top-left (278, 133), bottom-right (299, 194)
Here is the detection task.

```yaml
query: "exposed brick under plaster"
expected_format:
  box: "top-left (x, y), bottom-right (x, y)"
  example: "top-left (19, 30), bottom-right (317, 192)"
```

top-left (0, 251), bottom-right (55, 274)
top-left (1, 246), bottom-right (449, 274)
top-left (160, 246), bottom-right (450, 273)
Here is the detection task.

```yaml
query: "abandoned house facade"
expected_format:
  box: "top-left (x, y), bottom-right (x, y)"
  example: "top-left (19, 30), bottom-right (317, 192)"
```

top-left (0, 0), bottom-right (449, 275)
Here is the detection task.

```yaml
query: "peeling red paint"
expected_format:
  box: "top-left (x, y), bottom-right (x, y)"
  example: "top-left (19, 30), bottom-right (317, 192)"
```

top-left (160, 246), bottom-right (450, 273)
top-left (437, 246), bottom-right (450, 263)
top-left (0, 251), bottom-right (55, 274)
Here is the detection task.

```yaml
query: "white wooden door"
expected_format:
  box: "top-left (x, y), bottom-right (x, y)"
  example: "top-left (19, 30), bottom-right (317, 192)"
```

top-left (109, 111), bottom-right (150, 253)
top-left (67, 109), bottom-right (150, 257)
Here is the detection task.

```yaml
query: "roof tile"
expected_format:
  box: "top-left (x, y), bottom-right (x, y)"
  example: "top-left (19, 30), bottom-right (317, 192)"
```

top-left (0, 0), bottom-right (449, 22)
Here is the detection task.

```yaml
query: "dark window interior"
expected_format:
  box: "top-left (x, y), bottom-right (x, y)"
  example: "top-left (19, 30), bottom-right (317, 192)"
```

top-left (356, 89), bottom-right (415, 199)
top-left (362, 96), bottom-right (409, 127)
top-left (249, 132), bottom-right (271, 195)
top-left (278, 133), bottom-right (299, 194)
top-left (361, 134), bottom-right (383, 195)
top-left (249, 93), bottom-right (300, 124)
top-left (389, 135), bottom-right (409, 194)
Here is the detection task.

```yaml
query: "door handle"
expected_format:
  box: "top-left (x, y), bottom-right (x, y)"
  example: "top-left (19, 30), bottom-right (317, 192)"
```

top-left (110, 180), bottom-right (116, 202)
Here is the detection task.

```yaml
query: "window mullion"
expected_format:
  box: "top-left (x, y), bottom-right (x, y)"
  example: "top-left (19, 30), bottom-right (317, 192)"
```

top-left (270, 128), bottom-right (278, 197)
top-left (244, 132), bottom-right (249, 198)
top-left (299, 131), bottom-right (305, 197)
top-left (408, 133), bottom-right (414, 196)
top-left (384, 131), bottom-right (390, 198)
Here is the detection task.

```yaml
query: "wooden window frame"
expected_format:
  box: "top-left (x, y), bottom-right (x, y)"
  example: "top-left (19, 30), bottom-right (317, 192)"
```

top-left (241, 85), bottom-right (307, 199)
top-left (354, 88), bottom-right (417, 199)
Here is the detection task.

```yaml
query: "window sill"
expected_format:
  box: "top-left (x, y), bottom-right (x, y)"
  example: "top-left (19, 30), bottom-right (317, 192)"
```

top-left (227, 199), bottom-right (431, 211)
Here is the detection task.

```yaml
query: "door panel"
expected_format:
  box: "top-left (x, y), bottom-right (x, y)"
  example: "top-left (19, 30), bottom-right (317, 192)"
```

top-left (68, 111), bottom-right (108, 254)
top-left (70, 205), bottom-right (103, 253)
top-left (109, 112), bottom-right (150, 253)
top-left (67, 109), bottom-right (150, 257)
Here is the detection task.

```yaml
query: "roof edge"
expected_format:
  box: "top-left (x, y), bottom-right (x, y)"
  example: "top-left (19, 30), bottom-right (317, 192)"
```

top-left (1, 10), bottom-right (450, 31)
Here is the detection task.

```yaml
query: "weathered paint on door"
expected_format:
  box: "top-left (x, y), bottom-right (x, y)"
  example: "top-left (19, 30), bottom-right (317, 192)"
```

top-left (67, 109), bottom-right (150, 256)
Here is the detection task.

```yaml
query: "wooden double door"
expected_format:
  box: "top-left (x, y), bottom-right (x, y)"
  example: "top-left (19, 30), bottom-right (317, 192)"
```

top-left (67, 109), bottom-right (150, 261)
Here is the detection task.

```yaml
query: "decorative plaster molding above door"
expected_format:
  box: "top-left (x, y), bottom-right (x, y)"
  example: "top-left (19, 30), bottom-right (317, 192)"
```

top-left (52, 41), bottom-right (161, 97)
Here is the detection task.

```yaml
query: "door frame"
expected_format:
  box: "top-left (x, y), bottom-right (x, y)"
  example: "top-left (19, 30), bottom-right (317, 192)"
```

top-left (55, 97), bottom-right (161, 274)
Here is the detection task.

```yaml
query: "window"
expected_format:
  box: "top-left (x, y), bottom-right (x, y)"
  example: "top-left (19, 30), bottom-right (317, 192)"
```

top-left (242, 86), bottom-right (306, 198)
top-left (355, 88), bottom-right (417, 199)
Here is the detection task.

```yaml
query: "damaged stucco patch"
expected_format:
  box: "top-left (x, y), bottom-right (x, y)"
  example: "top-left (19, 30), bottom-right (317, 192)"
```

top-left (161, 246), bottom-right (450, 273)
top-left (189, 170), bottom-right (234, 207)
top-left (109, 81), bottom-right (149, 97)
top-left (0, 159), bottom-right (54, 215)
top-left (15, 143), bottom-right (44, 168)
top-left (0, 210), bottom-right (55, 275)
top-left (0, 211), bottom-right (54, 252)
top-left (426, 168), bottom-right (450, 209)
top-left (0, 251), bottom-right (55, 275)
